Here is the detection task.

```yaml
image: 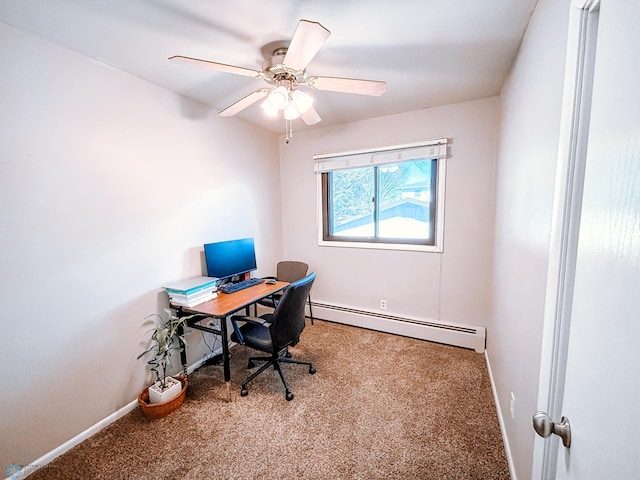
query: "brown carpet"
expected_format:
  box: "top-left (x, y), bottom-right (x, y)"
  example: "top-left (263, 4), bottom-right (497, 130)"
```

top-left (28, 320), bottom-right (509, 479)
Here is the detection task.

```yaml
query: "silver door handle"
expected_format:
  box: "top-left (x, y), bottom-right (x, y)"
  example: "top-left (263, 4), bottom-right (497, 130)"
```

top-left (532, 411), bottom-right (571, 448)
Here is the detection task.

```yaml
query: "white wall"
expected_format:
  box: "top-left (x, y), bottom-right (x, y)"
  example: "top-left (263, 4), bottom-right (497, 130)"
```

top-left (279, 97), bottom-right (499, 328)
top-left (0, 23), bottom-right (282, 469)
top-left (0, 0), bottom-right (577, 473)
top-left (489, 0), bottom-right (571, 478)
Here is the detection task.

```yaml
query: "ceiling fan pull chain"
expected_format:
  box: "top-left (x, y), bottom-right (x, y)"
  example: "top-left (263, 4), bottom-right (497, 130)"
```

top-left (285, 118), bottom-right (293, 144)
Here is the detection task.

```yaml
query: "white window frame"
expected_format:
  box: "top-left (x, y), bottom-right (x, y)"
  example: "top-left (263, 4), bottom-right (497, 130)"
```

top-left (314, 138), bottom-right (448, 253)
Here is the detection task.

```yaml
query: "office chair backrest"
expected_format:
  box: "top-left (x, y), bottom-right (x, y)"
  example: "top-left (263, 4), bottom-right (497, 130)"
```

top-left (276, 261), bottom-right (309, 283)
top-left (269, 272), bottom-right (316, 350)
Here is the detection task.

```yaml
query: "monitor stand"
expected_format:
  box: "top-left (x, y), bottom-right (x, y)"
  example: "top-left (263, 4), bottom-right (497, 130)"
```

top-left (227, 273), bottom-right (251, 284)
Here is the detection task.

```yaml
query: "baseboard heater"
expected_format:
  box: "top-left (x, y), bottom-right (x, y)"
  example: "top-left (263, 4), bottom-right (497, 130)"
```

top-left (310, 301), bottom-right (486, 353)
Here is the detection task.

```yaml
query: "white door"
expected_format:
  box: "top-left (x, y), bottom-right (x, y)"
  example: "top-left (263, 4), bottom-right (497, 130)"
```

top-left (536, 0), bottom-right (640, 478)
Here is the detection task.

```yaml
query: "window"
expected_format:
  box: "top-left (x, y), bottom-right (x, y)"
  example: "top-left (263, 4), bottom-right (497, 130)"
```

top-left (314, 138), bottom-right (447, 252)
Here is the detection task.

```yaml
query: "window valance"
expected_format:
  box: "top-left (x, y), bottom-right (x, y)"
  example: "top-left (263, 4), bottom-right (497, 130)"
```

top-left (313, 137), bottom-right (448, 173)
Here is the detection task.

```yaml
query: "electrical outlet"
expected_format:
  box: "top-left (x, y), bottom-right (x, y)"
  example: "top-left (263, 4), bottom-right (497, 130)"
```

top-left (379, 299), bottom-right (387, 310)
top-left (510, 392), bottom-right (515, 419)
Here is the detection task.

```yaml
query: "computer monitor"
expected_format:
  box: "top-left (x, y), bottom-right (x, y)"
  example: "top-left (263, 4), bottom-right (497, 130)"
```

top-left (204, 237), bottom-right (257, 281)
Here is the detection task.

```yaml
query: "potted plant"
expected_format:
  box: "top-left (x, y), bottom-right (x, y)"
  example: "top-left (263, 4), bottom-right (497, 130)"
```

top-left (137, 308), bottom-right (196, 419)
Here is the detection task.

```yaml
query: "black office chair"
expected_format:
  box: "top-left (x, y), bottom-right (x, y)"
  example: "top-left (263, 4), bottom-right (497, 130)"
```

top-left (231, 272), bottom-right (316, 401)
top-left (257, 260), bottom-right (314, 324)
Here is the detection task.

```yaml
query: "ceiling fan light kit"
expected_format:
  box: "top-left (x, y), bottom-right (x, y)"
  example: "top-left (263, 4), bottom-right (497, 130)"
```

top-left (268, 85), bottom-right (289, 110)
top-left (260, 99), bottom-right (278, 118)
top-left (284, 102), bottom-right (300, 120)
top-left (292, 90), bottom-right (313, 113)
top-left (169, 19), bottom-right (386, 143)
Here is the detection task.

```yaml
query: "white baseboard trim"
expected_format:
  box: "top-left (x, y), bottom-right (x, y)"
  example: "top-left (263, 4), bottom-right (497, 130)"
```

top-left (13, 398), bottom-right (139, 479)
top-left (13, 349), bottom-right (222, 480)
top-left (485, 350), bottom-right (517, 480)
top-left (311, 300), bottom-right (486, 353)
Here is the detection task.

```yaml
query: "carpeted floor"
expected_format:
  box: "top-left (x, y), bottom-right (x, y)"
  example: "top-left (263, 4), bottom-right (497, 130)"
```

top-left (27, 320), bottom-right (510, 479)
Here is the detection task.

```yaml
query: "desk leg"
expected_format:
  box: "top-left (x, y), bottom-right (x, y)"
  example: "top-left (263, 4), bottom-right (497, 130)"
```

top-left (177, 322), bottom-right (188, 382)
top-left (221, 315), bottom-right (232, 402)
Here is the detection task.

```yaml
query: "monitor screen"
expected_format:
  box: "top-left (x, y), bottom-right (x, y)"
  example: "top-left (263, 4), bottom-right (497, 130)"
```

top-left (204, 237), bottom-right (257, 280)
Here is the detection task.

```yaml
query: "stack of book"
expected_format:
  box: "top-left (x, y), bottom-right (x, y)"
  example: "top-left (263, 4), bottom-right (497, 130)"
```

top-left (164, 276), bottom-right (218, 307)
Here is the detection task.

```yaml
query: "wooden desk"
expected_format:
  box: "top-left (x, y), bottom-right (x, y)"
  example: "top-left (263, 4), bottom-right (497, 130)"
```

top-left (175, 281), bottom-right (288, 386)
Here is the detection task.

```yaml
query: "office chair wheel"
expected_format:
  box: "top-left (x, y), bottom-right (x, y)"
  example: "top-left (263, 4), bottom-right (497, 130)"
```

top-left (247, 360), bottom-right (255, 369)
top-left (285, 351), bottom-right (292, 358)
top-left (286, 391), bottom-right (294, 401)
top-left (309, 366), bottom-right (316, 374)
top-left (241, 387), bottom-right (249, 396)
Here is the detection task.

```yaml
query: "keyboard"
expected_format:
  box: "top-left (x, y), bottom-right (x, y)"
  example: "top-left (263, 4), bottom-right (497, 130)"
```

top-left (218, 277), bottom-right (265, 294)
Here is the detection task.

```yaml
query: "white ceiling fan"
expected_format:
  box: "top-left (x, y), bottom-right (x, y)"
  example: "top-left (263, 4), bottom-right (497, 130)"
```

top-left (169, 19), bottom-right (386, 142)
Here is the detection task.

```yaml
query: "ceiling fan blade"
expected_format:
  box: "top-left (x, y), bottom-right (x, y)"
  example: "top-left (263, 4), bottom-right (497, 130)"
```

top-left (300, 106), bottom-right (322, 125)
top-left (306, 76), bottom-right (387, 96)
top-left (283, 20), bottom-right (331, 72)
top-left (219, 88), bottom-right (270, 117)
top-left (169, 55), bottom-right (263, 78)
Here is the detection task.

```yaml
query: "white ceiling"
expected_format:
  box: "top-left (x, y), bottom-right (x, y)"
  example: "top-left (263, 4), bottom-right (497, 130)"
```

top-left (0, 0), bottom-right (537, 134)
